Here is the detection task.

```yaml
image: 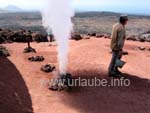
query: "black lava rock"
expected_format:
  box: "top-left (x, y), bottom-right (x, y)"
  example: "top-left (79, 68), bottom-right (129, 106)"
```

top-left (28, 56), bottom-right (45, 62)
top-left (41, 64), bottom-right (56, 73)
top-left (23, 47), bottom-right (36, 53)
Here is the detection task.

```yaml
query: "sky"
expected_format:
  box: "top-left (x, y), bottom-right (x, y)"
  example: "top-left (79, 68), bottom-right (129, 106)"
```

top-left (0, 0), bottom-right (150, 15)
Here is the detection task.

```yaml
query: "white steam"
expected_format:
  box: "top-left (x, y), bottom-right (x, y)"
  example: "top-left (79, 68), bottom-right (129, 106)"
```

top-left (41, 0), bottom-right (74, 74)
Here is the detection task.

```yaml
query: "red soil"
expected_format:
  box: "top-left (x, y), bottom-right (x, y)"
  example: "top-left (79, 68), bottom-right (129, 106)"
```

top-left (0, 38), bottom-right (150, 113)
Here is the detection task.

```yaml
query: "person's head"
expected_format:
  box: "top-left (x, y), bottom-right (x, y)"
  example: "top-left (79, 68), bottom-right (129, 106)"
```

top-left (119, 15), bottom-right (128, 25)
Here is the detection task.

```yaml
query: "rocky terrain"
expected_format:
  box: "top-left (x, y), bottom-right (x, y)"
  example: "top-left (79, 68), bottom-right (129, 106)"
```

top-left (0, 11), bottom-right (150, 113)
top-left (0, 37), bottom-right (150, 113)
top-left (0, 27), bottom-right (150, 44)
top-left (0, 28), bottom-right (48, 43)
top-left (0, 12), bottom-right (150, 43)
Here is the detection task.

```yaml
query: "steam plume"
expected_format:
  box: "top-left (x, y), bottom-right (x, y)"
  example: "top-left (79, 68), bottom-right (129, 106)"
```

top-left (41, 0), bottom-right (74, 74)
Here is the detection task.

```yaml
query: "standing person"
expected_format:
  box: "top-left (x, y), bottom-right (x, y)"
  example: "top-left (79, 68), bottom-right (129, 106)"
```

top-left (47, 29), bottom-right (54, 42)
top-left (108, 15), bottom-right (128, 77)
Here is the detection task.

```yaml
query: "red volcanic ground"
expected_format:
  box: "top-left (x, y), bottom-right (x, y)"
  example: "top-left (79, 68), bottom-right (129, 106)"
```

top-left (0, 37), bottom-right (150, 113)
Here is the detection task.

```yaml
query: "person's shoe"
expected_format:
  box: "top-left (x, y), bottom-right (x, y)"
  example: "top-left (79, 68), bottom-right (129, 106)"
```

top-left (115, 69), bottom-right (122, 74)
top-left (122, 51), bottom-right (128, 55)
top-left (109, 71), bottom-right (123, 78)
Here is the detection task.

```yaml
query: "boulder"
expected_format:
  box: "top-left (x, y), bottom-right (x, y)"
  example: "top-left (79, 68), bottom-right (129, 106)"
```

top-left (71, 33), bottom-right (82, 41)
top-left (23, 47), bottom-right (36, 53)
top-left (145, 31), bottom-right (150, 34)
top-left (138, 35), bottom-right (145, 42)
top-left (23, 30), bottom-right (32, 40)
top-left (49, 73), bottom-right (72, 91)
top-left (104, 34), bottom-right (110, 39)
top-left (0, 29), bottom-right (49, 43)
top-left (32, 32), bottom-right (48, 42)
top-left (0, 29), bottom-right (26, 42)
top-left (0, 46), bottom-right (10, 57)
top-left (127, 35), bottom-right (137, 41)
top-left (3, 29), bottom-right (32, 42)
top-left (138, 33), bottom-right (150, 42)
top-left (96, 34), bottom-right (104, 38)
top-left (0, 35), bottom-right (5, 43)
top-left (138, 46), bottom-right (146, 51)
top-left (0, 30), bottom-right (12, 43)
top-left (88, 33), bottom-right (96, 37)
top-left (28, 56), bottom-right (45, 62)
top-left (41, 64), bottom-right (56, 73)
top-left (10, 30), bottom-right (27, 42)
top-left (82, 35), bottom-right (90, 40)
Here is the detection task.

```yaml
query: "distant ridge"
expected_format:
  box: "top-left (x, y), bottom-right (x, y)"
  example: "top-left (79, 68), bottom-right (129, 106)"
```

top-left (2, 5), bottom-right (23, 12)
top-left (0, 9), bottom-right (8, 13)
top-left (75, 11), bottom-right (150, 18)
top-left (75, 11), bottom-right (121, 17)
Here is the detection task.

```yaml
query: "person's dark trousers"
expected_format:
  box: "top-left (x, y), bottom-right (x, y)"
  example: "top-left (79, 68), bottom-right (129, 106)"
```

top-left (108, 50), bottom-right (122, 75)
top-left (50, 34), bottom-right (54, 42)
